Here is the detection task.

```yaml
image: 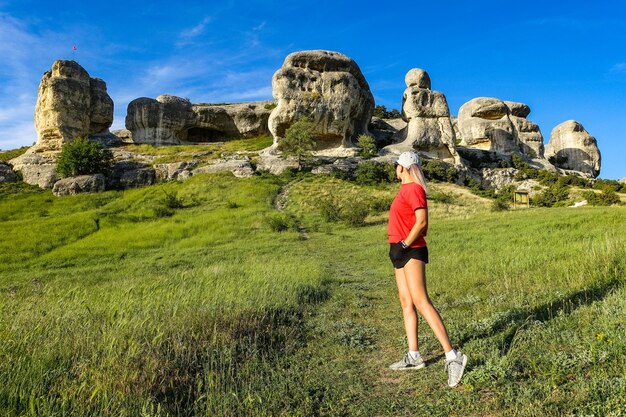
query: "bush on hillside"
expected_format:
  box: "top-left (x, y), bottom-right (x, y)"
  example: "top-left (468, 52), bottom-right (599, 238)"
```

top-left (421, 160), bottom-right (458, 183)
top-left (582, 189), bottom-right (622, 206)
top-left (532, 182), bottom-right (569, 207)
top-left (354, 161), bottom-right (395, 185)
top-left (593, 179), bottom-right (626, 193)
top-left (56, 136), bottom-right (113, 178)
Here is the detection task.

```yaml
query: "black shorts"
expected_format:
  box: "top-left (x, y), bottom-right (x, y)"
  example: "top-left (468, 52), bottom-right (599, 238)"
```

top-left (389, 243), bottom-right (429, 269)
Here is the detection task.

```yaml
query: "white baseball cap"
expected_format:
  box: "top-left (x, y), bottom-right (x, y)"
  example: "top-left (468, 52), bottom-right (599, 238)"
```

top-left (397, 151), bottom-right (421, 168)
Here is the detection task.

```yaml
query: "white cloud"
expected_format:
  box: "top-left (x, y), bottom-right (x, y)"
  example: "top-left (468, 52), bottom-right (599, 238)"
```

top-left (0, 120), bottom-right (36, 151)
top-left (610, 63), bottom-right (626, 74)
top-left (177, 16), bottom-right (212, 46)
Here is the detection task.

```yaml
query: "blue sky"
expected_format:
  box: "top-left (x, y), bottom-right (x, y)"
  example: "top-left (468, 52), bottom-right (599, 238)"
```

top-left (0, 0), bottom-right (624, 179)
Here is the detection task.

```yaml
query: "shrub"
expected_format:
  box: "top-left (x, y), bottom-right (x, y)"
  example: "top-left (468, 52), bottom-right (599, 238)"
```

top-left (264, 102), bottom-right (277, 110)
top-left (278, 118), bottom-right (316, 170)
top-left (162, 190), bottom-right (185, 209)
top-left (421, 160), bottom-right (457, 183)
top-left (582, 190), bottom-right (621, 206)
top-left (593, 179), bottom-right (626, 193)
top-left (355, 161), bottom-right (394, 185)
top-left (357, 135), bottom-right (377, 159)
top-left (532, 183), bottom-right (569, 207)
top-left (56, 136), bottom-right (113, 178)
top-left (511, 153), bottom-right (529, 170)
top-left (316, 194), bottom-right (370, 227)
top-left (266, 212), bottom-right (299, 232)
top-left (342, 199), bottom-right (369, 227)
top-left (491, 199), bottom-right (510, 211)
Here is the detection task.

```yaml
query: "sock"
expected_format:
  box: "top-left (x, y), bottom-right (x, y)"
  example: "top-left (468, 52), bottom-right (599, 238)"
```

top-left (409, 350), bottom-right (421, 360)
top-left (445, 349), bottom-right (458, 361)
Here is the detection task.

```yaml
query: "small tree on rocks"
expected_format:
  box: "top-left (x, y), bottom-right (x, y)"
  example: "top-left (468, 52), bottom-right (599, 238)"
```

top-left (278, 118), bottom-right (316, 170)
top-left (56, 136), bottom-right (113, 178)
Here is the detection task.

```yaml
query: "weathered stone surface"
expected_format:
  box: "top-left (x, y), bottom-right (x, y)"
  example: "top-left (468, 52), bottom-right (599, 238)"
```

top-left (192, 158), bottom-right (254, 178)
top-left (256, 151), bottom-right (300, 175)
top-left (111, 129), bottom-right (133, 143)
top-left (125, 97), bottom-right (272, 145)
top-left (8, 153), bottom-right (59, 188)
top-left (480, 168), bottom-right (543, 195)
top-left (368, 117), bottom-right (398, 145)
top-left (33, 60), bottom-right (113, 152)
top-left (52, 174), bottom-right (106, 196)
top-left (126, 95), bottom-right (194, 146)
top-left (457, 98), bottom-right (544, 157)
top-left (107, 161), bottom-right (156, 189)
top-left (384, 69), bottom-right (460, 164)
top-left (0, 162), bottom-right (17, 183)
top-left (311, 158), bottom-right (358, 176)
top-left (154, 161), bottom-right (199, 181)
top-left (505, 101), bottom-right (544, 158)
top-left (458, 97), bottom-right (517, 153)
top-left (268, 50), bottom-right (374, 153)
top-left (545, 120), bottom-right (601, 177)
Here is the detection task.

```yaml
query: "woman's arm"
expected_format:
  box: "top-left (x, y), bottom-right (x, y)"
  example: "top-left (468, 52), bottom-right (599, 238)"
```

top-left (402, 208), bottom-right (428, 247)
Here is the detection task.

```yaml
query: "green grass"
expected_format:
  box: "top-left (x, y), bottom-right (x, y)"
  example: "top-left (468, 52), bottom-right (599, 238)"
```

top-left (116, 135), bottom-right (274, 164)
top-left (0, 146), bottom-right (29, 162)
top-left (1, 173), bottom-right (625, 416)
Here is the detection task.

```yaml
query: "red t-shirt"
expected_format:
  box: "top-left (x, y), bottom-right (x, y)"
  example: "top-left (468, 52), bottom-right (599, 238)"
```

top-left (387, 182), bottom-right (428, 248)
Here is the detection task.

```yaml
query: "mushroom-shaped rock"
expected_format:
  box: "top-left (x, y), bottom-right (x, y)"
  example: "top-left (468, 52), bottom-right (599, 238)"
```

top-left (33, 60), bottom-right (113, 153)
top-left (268, 50), bottom-right (374, 154)
top-left (545, 120), bottom-right (601, 177)
top-left (384, 68), bottom-right (460, 164)
top-left (458, 97), bottom-right (517, 153)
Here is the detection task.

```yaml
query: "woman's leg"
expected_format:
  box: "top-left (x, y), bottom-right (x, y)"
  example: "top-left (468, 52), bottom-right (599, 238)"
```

top-left (402, 259), bottom-right (453, 353)
top-left (394, 267), bottom-right (419, 351)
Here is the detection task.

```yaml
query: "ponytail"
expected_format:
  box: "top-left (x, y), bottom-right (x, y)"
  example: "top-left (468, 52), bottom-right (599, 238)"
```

top-left (408, 164), bottom-right (428, 194)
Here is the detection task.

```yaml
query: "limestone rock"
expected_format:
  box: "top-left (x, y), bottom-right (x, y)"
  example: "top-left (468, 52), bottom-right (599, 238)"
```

top-left (457, 98), bottom-right (544, 158)
top-left (545, 120), bottom-right (601, 177)
top-left (126, 95), bottom-right (194, 146)
top-left (619, 177), bottom-right (626, 184)
top-left (111, 129), bottom-right (133, 143)
top-left (0, 162), bottom-right (17, 183)
top-left (8, 153), bottom-right (59, 188)
top-left (192, 158), bottom-right (254, 178)
top-left (481, 168), bottom-right (544, 197)
top-left (125, 97), bottom-right (272, 145)
top-left (33, 60), bottom-right (113, 152)
top-left (256, 151), bottom-right (300, 175)
top-left (154, 161), bottom-right (199, 181)
top-left (52, 174), bottom-right (105, 196)
top-left (107, 161), bottom-right (156, 189)
top-left (504, 101), bottom-right (544, 158)
top-left (268, 50), bottom-right (374, 153)
top-left (458, 97), bottom-right (517, 153)
top-left (383, 69), bottom-right (460, 164)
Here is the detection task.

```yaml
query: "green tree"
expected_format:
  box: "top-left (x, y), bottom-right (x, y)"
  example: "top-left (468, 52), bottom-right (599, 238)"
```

top-left (357, 134), bottom-right (377, 159)
top-left (56, 136), bottom-right (114, 178)
top-left (278, 118), bottom-right (316, 170)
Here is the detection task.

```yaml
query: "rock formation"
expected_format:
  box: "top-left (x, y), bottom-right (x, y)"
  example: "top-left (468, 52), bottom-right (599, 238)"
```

top-left (545, 120), bottom-right (601, 177)
top-left (52, 174), bottom-right (106, 197)
top-left (504, 101), bottom-right (544, 158)
top-left (125, 96), bottom-right (272, 145)
top-left (384, 68), bottom-right (460, 164)
top-left (0, 162), bottom-right (17, 183)
top-left (457, 98), bottom-right (543, 157)
top-left (33, 60), bottom-right (113, 152)
top-left (268, 50), bottom-right (374, 154)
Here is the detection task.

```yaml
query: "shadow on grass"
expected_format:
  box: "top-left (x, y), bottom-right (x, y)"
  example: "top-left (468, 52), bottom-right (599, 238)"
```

top-left (458, 267), bottom-right (625, 357)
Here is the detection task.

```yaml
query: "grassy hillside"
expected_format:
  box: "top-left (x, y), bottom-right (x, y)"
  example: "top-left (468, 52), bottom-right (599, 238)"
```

top-left (0, 172), bottom-right (625, 416)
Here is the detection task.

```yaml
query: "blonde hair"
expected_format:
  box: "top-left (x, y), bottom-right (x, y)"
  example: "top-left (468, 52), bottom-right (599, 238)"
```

top-left (408, 164), bottom-right (428, 194)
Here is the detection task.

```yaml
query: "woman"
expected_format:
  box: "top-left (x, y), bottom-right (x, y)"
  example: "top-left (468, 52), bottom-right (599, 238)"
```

top-left (387, 151), bottom-right (467, 388)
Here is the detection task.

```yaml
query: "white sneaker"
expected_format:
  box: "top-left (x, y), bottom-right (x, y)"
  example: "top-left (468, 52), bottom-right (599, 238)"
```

top-left (445, 352), bottom-right (468, 387)
top-left (389, 353), bottom-right (425, 370)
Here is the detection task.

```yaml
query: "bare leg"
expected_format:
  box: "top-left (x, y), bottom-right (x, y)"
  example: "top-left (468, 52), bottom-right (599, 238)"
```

top-left (402, 259), bottom-right (453, 353)
top-left (394, 267), bottom-right (419, 351)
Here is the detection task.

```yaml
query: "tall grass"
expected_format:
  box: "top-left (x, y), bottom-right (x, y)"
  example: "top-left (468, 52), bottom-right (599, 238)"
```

top-left (1, 173), bottom-right (625, 416)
